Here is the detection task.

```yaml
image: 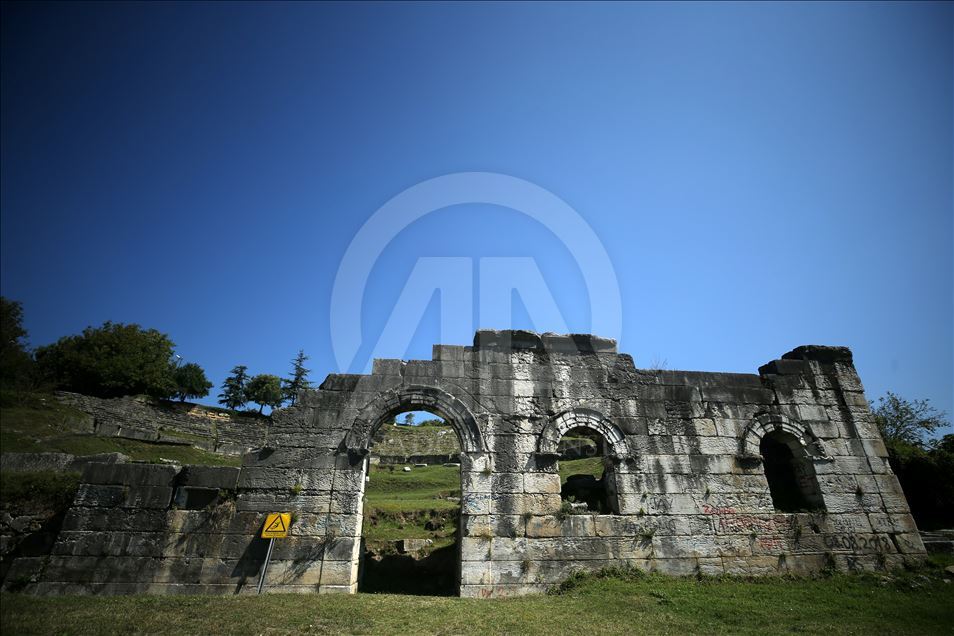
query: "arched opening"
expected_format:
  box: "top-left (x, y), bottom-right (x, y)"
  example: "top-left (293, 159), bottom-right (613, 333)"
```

top-left (359, 408), bottom-right (462, 595)
top-left (760, 430), bottom-right (824, 512)
top-left (557, 426), bottom-right (619, 514)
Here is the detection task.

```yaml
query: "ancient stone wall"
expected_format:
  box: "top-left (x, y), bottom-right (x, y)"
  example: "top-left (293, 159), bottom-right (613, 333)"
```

top-left (13, 331), bottom-right (925, 597)
top-left (54, 392), bottom-right (268, 456)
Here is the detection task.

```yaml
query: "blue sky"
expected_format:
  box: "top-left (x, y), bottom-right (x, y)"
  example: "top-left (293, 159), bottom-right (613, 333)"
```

top-left (1, 2), bottom-right (951, 427)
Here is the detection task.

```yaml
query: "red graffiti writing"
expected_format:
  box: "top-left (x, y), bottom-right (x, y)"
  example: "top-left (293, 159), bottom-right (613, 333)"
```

top-left (702, 504), bottom-right (737, 515)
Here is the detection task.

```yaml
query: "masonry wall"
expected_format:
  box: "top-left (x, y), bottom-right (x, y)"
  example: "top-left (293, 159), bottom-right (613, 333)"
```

top-left (14, 330), bottom-right (925, 597)
top-left (55, 392), bottom-right (268, 456)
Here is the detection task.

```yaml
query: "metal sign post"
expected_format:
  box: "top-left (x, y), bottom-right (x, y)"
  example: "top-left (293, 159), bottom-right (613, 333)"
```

top-left (257, 537), bottom-right (275, 594)
top-left (257, 512), bottom-right (291, 595)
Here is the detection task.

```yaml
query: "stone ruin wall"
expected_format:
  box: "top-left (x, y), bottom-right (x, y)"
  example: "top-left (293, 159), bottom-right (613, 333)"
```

top-left (53, 392), bottom-right (268, 456)
top-left (8, 330), bottom-right (926, 597)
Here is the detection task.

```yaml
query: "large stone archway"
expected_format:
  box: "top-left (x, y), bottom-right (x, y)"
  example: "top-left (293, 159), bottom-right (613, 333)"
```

top-left (343, 385), bottom-right (486, 458)
top-left (342, 385), bottom-right (486, 596)
top-left (537, 407), bottom-right (627, 460)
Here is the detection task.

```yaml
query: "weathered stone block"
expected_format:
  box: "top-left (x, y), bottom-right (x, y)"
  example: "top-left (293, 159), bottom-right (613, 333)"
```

top-left (177, 466), bottom-right (240, 490)
top-left (82, 463), bottom-right (178, 487)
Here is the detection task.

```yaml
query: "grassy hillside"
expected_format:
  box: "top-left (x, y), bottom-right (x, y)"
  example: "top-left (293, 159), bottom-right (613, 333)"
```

top-left (371, 423), bottom-right (461, 458)
top-left (3, 564), bottom-right (953, 635)
top-left (0, 396), bottom-right (240, 466)
top-left (363, 464), bottom-right (460, 546)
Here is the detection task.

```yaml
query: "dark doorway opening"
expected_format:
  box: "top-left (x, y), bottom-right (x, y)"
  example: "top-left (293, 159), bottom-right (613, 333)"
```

top-left (761, 431), bottom-right (824, 512)
top-left (558, 426), bottom-right (619, 514)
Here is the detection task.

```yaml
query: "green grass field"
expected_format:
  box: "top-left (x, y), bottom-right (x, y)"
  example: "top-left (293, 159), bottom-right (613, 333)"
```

top-left (3, 565), bottom-right (953, 635)
top-left (363, 463), bottom-right (461, 546)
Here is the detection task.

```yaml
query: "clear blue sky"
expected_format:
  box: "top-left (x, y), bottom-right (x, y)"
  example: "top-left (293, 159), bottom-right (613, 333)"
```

top-left (1, 2), bottom-right (951, 427)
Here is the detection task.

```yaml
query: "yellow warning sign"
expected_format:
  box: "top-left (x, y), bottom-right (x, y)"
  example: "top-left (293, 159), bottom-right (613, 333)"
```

top-left (261, 513), bottom-right (291, 539)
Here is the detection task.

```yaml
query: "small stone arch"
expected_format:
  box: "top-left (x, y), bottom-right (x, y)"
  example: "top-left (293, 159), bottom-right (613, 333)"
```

top-left (739, 413), bottom-right (831, 461)
top-left (537, 407), bottom-right (628, 460)
top-left (343, 385), bottom-right (485, 458)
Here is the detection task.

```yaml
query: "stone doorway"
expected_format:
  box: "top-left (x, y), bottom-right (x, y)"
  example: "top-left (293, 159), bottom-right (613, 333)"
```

top-left (358, 409), bottom-right (462, 595)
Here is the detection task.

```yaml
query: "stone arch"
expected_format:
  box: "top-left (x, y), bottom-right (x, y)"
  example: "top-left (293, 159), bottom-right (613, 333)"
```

top-left (343, 385), bottom-right (485, 458)
top-left (537, 407), bottom-right (628, 460)
top-left (739, 413), bottom-right (831, 461)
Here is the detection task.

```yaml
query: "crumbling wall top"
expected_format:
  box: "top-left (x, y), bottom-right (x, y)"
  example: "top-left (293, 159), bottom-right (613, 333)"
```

top-left (473, 329), bottom-right (617, 355)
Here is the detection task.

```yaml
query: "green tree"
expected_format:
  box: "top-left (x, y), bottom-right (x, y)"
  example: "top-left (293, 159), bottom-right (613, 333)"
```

top-left (402, 412), bottom-right (415, 426)
top-left (282, 349), bottom-right (312, 406)
top-left (172, 362), bottom-right (213, 402)
top-left (218, 365), bottom-right (250, 410)
top-left (871, 391), bottom-right (948, 448)
top-left (34, 322), bottom-right (177, 398)
top-left (0, 297), bottom-right (35, 390)
top-left (872, 393), bottom-right (953, 530)
top-left (245, 373), bottom-right (283, 414)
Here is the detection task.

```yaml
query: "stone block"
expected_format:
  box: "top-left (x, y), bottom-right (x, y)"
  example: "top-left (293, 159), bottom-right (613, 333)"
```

top-left (330, 469), bottom-right (362, 493)
top-left (177, 466), bottom-right (240, 490)
top-left (491, 472), bottom-right (524, 494)
top-left (523, 472), bottom-right (561, 495)
top-left (461, 537), bottom-right (492, 561)
top-left (860, 438), bottom-right (888, 458)
top-left (491, 493), bottom-right (561, 516)
top-left (82, 463), bottom-right (178, 487)
top-left (371, 358), bottom-right (405, 376)
top-left (461, 492), bottom-right (492, 515)
top-left (237, 467), bottom-right (306, 490)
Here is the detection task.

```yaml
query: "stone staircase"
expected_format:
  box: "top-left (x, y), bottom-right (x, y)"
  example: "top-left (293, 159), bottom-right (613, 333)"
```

top-left (919, 529), bottom-right (954, 554)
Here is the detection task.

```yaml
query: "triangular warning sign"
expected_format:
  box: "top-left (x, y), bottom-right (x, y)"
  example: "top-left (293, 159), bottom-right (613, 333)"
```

top-left (265, 516), bottom-right (286, 534)
top-left (261, 512), bottom-right (291, 538)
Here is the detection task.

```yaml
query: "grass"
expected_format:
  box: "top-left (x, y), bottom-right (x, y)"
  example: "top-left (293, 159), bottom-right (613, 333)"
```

top-left (363, 463), bottom-right (461, 546)
top-left (3, 567), bottom-right (953, 635)
top-left (0, 400), bottom-right (240, 466)
top-left (365, 464), bottom-right (461, 511)
top-left (0, 470), bottom-right (81, 516)
top-left (559, 456), bottom-right (604, 481)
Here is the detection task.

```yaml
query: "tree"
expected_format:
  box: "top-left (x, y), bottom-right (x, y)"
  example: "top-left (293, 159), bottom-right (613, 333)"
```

top-left (35, 321), bottom-right (177, 398)
top-left (245, 373), bottom-right (283, 414)
top-left (218, 365), bottom-right (250, 410)
top-left (282, 349), bottom-right (312, 406)
top-left (871, 391), bottom-right (948, 448)
top-left (0, 297), bottom-right (35, 390)
top-left (872, 393), bottom-right (953, 530)
top-left (402, 412), bottom-right (415, 426)
top-left (173, 362), bottom-right (213, 402)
